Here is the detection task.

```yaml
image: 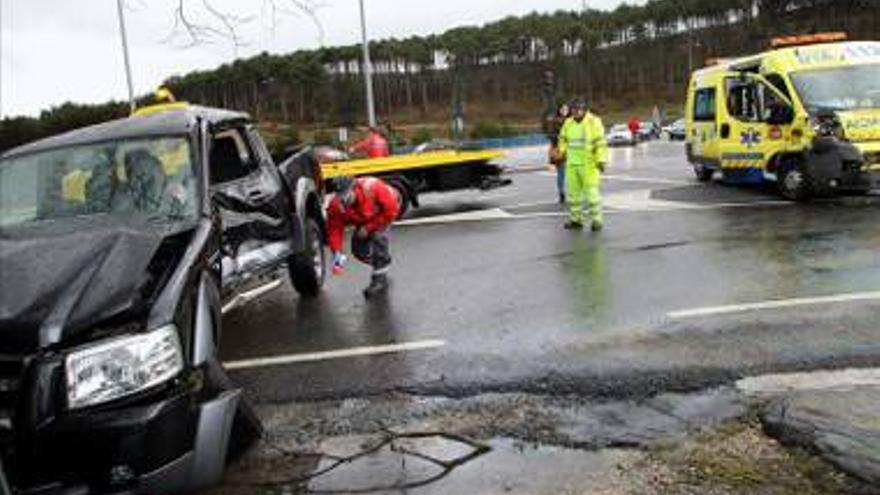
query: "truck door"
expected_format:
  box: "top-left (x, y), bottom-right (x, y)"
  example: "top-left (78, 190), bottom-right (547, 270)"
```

top-left (718, 73), bottom-right (795, 184)
top-left (209, 126), bottom-right (292, 287)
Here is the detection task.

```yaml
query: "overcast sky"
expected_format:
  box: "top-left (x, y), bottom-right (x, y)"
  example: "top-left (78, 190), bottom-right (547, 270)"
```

top-left (1, 0), bottom-right (639, 117)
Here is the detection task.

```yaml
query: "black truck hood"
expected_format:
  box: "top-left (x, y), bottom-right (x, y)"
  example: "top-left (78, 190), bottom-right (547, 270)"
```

top-left (0, 224), bottom-right (190, 352)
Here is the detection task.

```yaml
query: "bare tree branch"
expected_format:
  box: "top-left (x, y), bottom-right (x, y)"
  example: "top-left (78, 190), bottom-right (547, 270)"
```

top-left (157, 0), bottom-right (325, 49)
top-left (265, 0), bottom-right (327, 46)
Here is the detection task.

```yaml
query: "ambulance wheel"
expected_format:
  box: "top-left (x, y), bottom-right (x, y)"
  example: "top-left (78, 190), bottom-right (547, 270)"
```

top-left (778, 164), bottom-right (812, 201)
top-left (694, 164), bottom-right (714, 182)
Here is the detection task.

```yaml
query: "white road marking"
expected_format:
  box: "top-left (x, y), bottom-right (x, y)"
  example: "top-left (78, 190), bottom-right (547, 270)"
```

top-left (604, 189), bottom-right (789, 211)
top-left (737, 368), bottom-right (880, 395)
top-left (603, 174), bottom-right (691, 186)
top-left (396, 208), bottom-right (512, 226)
top-left (224, 339), bottom-right (446, 370)
top-left (396, 199), bottom-right (790, 227)
top-left (533, 171), bottom-right (691, 186)
top-left (667, 291), bottom-right (880, 319)
top-left (221, 279), bottom-right (284, 315)
top-left (502, 199), bottom-right (560, 210)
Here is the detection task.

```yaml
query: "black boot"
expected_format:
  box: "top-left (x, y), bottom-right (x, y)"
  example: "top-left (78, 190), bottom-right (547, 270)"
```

top-left (563, 220), bottom-right (583, 230)
top-left (363, 274), bottom-right (389, 298)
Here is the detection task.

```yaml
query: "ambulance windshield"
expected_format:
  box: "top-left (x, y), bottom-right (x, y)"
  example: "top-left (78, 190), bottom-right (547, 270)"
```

top-left (791, 63), bottom-right (880, 112)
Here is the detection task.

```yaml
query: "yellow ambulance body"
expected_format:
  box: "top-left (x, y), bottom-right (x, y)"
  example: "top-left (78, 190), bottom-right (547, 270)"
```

top-left (685, 35), bottom-right (880, 200)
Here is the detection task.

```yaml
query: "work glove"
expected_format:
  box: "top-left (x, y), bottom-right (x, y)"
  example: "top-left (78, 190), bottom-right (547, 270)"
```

top-left (597, 162), bottom-right (606, 173)
top-left (332, 252), bottom-right (347, 275)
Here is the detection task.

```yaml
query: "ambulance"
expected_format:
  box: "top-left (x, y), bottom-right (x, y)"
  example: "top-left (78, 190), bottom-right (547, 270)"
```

top-left (685, 34), bottom-right (880, 200)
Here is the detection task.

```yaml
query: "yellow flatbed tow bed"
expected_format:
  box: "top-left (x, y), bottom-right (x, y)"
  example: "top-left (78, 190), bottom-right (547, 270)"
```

top-left (320, 149), bottom-right (512, 217)
top-left (321, 149), bottom-right (505, 178)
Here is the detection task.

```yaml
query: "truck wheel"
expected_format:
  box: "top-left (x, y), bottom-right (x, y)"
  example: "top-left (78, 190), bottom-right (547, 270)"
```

top-left (289, 216), bottom-right (325, 296)
top-left (694, 163), bottom-right (714, 182)
top-left (778, 165), bottom-right (812, 201)
top-left (388, 180), bottom-right (411, 219)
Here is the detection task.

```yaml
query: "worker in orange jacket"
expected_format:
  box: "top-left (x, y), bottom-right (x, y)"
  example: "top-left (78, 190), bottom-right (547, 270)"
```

top-left (349, 127), bottom-right (390, 158)
top-left (326, 176), bottom-right (400, 297)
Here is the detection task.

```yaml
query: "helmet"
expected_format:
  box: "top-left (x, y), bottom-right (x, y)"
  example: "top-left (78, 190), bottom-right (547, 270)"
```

top-left (570, 97), bottom-right (587, 111)
top-left (335, 176), bottom-right (356, 205)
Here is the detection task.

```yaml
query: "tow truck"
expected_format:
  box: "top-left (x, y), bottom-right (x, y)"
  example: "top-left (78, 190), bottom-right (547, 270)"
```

top-left (319, 145), bottom-right (511, 218)
top-left (685, 33), bottom-right (880, 200)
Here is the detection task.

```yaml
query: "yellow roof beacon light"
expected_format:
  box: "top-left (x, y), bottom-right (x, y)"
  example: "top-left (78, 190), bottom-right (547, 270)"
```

top-left (132, 87), bottom-right (187, 117)
top-left (154, 87), bottom-right (177, 103)
top-left (771, 32), bottom-right (848, 49)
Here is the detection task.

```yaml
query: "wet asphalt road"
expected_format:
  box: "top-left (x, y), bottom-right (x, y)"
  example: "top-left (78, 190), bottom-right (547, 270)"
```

top-left (220, 141), bottom-right (880, 404)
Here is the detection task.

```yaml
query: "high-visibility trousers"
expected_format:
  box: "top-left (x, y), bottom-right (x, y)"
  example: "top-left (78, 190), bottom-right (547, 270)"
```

top-left (566, 164), bottom-right (602, 225)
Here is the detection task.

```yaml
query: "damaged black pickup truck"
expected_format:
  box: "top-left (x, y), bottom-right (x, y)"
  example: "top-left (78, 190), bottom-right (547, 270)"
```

top-left (0, 104), bottom-right (327, 493)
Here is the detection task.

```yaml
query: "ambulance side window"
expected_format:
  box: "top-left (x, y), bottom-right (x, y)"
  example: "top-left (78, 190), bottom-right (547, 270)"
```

top-left (759, 83), bottom-right (788, 122)
top-left (726, 79), bottom-right (759, 122)
top-left (765, 74), bottom-right (792, 100)
top-left (726, 78), bottom-right (788, 124)
top-left (693, 88), bottom-right (716, 122)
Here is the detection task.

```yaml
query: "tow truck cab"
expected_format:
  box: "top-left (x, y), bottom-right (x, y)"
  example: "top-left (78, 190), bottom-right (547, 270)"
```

top-left (685, 34), bottom-right (880, 200)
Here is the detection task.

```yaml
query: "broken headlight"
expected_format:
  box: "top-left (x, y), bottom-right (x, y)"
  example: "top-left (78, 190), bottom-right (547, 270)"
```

top-left (65, 325), bottom-right (183, 409)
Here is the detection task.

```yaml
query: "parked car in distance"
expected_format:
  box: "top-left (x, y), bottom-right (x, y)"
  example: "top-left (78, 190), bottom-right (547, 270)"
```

top-left (667, 118), bottom-right (687, 141)
top-left (606, 124), bottom-right (637, 146)
top-left (637, 122), bottom-right (658, 141)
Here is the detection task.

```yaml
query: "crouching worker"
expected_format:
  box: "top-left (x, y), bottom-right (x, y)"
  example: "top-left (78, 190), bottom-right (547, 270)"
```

top-left (326, 176), bottom-right (400, 298)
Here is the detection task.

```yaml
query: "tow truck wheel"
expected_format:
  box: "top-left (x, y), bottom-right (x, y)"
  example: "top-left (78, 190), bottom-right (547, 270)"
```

top-left (290, 216), bottom-right (325, 296)
top-left (779, 164), bottom-right (812, 201)
top-left (388, 179), bottom-right (411, 219)
top-left (694, 164), bottom-right (714, 182)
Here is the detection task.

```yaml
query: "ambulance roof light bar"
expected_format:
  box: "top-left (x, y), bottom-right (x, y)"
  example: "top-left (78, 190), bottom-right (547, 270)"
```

top-left (771, 32), bottom-right (848, 49)
top-left (705, 57), bottom-right (733, 67)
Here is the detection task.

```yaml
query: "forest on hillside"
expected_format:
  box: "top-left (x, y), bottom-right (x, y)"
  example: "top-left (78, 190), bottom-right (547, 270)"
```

top-left (1, 0), bottom-right (877, 152)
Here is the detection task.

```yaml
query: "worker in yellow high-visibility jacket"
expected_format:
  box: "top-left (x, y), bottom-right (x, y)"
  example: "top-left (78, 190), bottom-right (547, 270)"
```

top-left (557, 98), bottom-right (609, 232)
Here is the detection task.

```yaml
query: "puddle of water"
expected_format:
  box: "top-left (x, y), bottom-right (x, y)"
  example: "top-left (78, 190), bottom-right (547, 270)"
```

top-left (307, 435), bottom-right (640, 494)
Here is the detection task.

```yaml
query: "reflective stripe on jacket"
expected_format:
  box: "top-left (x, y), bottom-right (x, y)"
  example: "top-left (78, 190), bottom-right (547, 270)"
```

top-left (558, 114), bottom-right (609, 167)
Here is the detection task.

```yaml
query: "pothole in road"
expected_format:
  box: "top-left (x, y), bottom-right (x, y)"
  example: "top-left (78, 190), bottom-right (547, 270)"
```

top-left (204, 386), bottom-right (878, 494)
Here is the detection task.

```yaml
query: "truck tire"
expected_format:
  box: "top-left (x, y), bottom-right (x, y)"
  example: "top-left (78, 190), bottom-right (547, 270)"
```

top-left (778, 164), bottom-right (812, 201)
top-left (694, 163), bottom-right (714, 182)
top-left (289, 216), bottom-right (325, 296)
top-left (387, 179), bottom-right (411, 219)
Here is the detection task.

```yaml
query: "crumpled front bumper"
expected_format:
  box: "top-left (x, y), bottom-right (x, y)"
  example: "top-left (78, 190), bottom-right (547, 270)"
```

top-left (3, 379), bottom-right (241, 495)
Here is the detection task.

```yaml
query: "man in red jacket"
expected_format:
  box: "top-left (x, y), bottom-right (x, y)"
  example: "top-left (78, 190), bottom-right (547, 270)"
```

top-left (349, 127), bottom-right (390, 158)
top-left (326, 176), bottom-right (400, 297)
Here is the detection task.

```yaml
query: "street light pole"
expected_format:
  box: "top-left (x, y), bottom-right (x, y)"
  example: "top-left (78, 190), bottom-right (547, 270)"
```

top-left (116, 0), bottom-right (136, 113)
top-left (358, 0), bottom-right (377, 127)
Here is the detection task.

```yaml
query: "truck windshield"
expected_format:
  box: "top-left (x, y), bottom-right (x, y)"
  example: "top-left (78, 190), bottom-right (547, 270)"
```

top-left (791, 63), bottom-right (880, 112)
top-left (0, 137), bottom-right (198, 232)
